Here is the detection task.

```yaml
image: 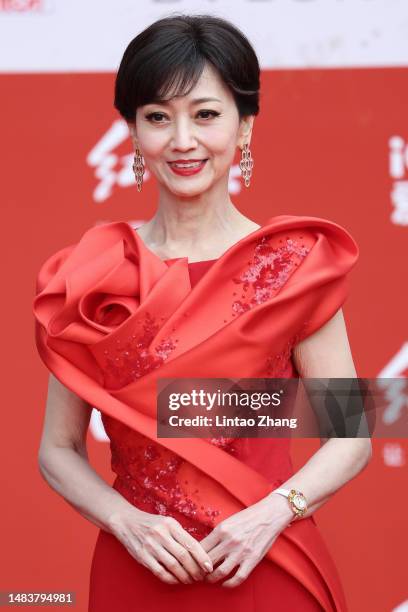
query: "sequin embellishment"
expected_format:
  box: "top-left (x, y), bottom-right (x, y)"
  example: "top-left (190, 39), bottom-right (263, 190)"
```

top-left (265, 324), bottom-right (308, 377)
top-left (103, 415), bottom-right (221, 539)
top-left (231, 235), bottom-right (310, 316)
top-left (208, 436), bottom-right (241, 455)
top-left (102, 311), bottom-right (178, 390)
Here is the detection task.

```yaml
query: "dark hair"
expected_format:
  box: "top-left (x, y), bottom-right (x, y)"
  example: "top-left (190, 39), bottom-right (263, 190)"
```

top-left (114, 14), bottom-right (260, 123)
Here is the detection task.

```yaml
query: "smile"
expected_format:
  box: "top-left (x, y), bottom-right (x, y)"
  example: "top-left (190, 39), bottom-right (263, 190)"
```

top-left (167, 159), bottom-right (208, 176)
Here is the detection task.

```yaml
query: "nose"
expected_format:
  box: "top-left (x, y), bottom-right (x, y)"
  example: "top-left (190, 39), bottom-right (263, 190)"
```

top-left (170, 117), bottom-right (198, 151)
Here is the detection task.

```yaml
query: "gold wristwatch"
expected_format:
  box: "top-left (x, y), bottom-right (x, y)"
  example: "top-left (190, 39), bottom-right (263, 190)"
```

top-left (273, 488), bottom-right (308, 519)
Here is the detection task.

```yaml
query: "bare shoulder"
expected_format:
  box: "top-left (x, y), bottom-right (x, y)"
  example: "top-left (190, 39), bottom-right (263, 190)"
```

top-left (39, 374), bottom-right (93, 459)
top-left (292, 308), bottom-right (357, 378)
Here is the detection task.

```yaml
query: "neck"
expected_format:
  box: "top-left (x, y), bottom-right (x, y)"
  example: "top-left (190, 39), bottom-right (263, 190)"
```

top-left (136, 182), bottom-right (260, 260)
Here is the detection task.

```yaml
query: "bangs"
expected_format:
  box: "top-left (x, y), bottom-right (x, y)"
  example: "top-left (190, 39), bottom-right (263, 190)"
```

top-left (131, 43), bottom-right (206, 107)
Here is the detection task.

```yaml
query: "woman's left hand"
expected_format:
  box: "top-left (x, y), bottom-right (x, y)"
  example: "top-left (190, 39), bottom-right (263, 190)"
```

top-left (199, 492), bottom-right (294, 588)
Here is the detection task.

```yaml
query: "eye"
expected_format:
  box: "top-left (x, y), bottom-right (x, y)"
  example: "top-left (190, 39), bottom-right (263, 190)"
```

top-left (145, 112), bottom-right (168, 123)
top-left (197, 110), bottom-right (220, 120)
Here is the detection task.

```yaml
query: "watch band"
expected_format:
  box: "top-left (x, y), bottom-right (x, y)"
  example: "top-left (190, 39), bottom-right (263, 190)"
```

top-left (273, 487), bottom-right (308, 519)
top-left (274, 488), bottom-right (291, 496)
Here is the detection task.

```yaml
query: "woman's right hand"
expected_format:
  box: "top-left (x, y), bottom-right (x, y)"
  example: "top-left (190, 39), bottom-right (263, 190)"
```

top-left (108, 507), bottom-right (214, 585)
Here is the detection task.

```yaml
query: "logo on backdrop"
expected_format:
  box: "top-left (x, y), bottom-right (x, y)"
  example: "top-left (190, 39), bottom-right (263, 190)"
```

top-left (389, 135), bottom-right (408, 226)
top-left (86, 120), bottom-right (243, 203)
top-left (378, 342), bottom-right (408, 468)
top-left (0, 0), bottom-right (52, 12)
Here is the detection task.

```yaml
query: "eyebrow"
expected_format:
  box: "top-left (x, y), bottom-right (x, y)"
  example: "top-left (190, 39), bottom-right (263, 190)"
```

top-left (148, 97), bottom-right (222, 106)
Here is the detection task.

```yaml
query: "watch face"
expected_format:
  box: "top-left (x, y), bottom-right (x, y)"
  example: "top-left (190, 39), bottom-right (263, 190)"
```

top-left (293, 494), bottom-right (306, 510)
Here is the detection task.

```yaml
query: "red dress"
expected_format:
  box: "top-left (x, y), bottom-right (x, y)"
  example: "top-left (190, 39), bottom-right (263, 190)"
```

top-left (33, 216), bottom-right (358, 612)
top-left (88, 258), bottom-right (323, 612)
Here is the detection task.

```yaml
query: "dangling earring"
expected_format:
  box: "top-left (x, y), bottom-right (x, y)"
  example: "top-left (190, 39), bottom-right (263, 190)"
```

top-left (132, 146), bottom-right (145, 192)
top-left (239, 142), bottom-right (254, 188)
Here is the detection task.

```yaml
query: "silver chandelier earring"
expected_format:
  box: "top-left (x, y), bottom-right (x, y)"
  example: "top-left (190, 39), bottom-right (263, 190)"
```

top-left (132, 146), bottom-right (145, 192)
top-left (239, 142), bottom-right (254, 188)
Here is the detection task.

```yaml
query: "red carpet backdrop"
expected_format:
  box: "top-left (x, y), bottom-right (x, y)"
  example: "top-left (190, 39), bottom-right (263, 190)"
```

top-left (0, 1), bottom-right (407, 610)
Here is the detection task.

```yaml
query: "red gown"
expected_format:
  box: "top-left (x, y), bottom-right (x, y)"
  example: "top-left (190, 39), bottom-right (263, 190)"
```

top-left (88, 258), bottom-right (327, 612)
top-left (33, 216), bottom-right (358, 612)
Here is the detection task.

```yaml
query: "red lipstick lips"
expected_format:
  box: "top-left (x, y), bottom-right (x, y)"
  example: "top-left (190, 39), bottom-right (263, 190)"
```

top-left (168, 159), bottom-right (208, 176)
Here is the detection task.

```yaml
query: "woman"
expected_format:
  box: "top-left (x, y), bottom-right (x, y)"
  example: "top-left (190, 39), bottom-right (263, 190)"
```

top-left (33, 14), bottom-right (372, 612)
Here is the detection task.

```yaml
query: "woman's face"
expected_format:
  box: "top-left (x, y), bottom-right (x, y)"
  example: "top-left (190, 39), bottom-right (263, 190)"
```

top-left (131, 62), bottom-right (253, 198)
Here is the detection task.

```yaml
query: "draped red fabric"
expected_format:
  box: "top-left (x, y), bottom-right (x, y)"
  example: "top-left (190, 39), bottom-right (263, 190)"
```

top-left (33, 215), bottom-right (359, 611)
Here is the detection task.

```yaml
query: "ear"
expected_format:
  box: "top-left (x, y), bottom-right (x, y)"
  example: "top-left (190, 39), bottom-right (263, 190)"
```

top-left (237, 115), bottom-right (255, 149)
top-left (127, 122), bottom-right (137, 146)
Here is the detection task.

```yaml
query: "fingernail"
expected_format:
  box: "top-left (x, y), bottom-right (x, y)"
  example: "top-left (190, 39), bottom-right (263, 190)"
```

top-left (204, 561), bottom-right (212, 572)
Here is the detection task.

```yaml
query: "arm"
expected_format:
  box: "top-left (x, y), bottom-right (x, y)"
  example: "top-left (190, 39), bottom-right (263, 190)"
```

top-left (38, 373), bottom-right (213, 584)
top-left (262, 307), bottom-right (372, 519)
top-left (201, 308), bottom-right (372, 587)
top-left (38, 373), bottom-right (129, 531)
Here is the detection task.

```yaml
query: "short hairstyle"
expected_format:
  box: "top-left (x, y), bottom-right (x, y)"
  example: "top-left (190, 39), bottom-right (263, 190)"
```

top-left (114, 14), bottom-right (260, 123)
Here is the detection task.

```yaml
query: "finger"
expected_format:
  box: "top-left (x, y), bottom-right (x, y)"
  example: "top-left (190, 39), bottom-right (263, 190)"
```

top-left (161, 538), bottom-right (206, 581)
top-left (140, 552), bottom-right (180, 585)
top-left (221, 561), bottom-right (253, 588)
top-left (202, 541), bottom-right (229, 566)
top-left (199, 529), bottom-right (222, 553)
top-left (169, 523), bottom-right (214, 573)
top-left (150, 542), bottom-right (195, 585)
top-left (204, 554), bottom-right (239, 584)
